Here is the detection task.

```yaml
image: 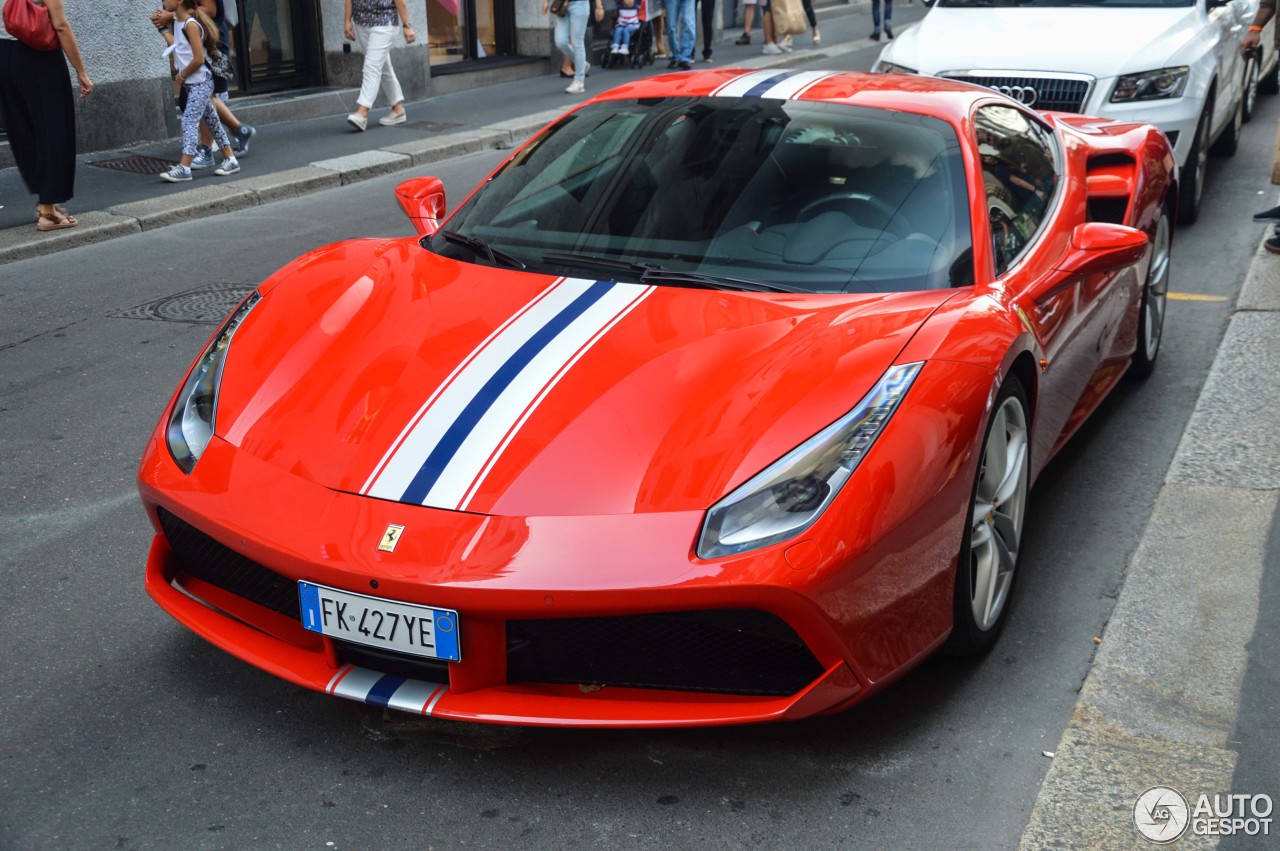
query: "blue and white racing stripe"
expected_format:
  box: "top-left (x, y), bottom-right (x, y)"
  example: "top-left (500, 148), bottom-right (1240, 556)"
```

top-left (363, 277), bottom-right (654, 511)
top-left (711, 69), bottom-right (839, 100)
top-left (327, 665), bottom-right (449, 715)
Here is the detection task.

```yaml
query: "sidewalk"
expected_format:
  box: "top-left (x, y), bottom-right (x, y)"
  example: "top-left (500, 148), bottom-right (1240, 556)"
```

top-left (0, 2), bottom-right (878, 265)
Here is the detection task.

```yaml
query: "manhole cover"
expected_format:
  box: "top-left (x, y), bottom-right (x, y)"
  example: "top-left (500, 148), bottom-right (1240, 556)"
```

top-left (114, 282), bottom-right (255, 324)
top-left (401, 120), bottom-right (467, 132)
top-left (88, 154), bottom-right (179, 175)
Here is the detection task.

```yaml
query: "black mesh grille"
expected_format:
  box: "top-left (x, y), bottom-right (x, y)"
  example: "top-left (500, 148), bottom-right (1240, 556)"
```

top-left (942, 74), bottom-right (1091, 113)
top-left (507, 609), bottom-right (824, 696)
top-left (157, 507), bottom-right (301, 620)
top-left (335, 642), bottom-right (451, 682)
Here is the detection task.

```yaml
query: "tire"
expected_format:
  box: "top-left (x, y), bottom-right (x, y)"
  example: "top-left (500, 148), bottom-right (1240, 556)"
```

top-left (1128, 206), bottom-right (1170, 380)
top-left (1177, 105), bottom-right (1210, 225)
top-left (1209, 90), bottom-right (1242, 157)
top-left (1262, 49), bottom-right (1280, 95)
top-left (1243, 58), bottom-right (1260, 124)
top-left (944, 376), bottom-right (1030, 656)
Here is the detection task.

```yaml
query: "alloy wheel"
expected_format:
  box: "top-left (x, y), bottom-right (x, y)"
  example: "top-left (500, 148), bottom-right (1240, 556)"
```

top-left (968, 396), bottom-right (1029, 631)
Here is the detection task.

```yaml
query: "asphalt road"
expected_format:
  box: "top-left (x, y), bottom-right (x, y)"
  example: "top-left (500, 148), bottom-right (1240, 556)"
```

top-left (2, 52), bottom-right (1278, 851)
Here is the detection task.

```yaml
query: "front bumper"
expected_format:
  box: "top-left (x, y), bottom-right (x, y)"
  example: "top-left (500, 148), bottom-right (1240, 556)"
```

top-left (139, 434), bottom-right (867, 728)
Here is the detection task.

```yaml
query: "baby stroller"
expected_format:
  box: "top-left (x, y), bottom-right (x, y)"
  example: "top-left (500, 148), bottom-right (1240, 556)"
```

top-left (594, 0), bottom-right (656, 69)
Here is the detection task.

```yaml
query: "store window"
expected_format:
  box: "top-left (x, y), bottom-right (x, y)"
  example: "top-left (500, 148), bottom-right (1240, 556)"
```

top-left (429, 0), bottom-right (513, 66)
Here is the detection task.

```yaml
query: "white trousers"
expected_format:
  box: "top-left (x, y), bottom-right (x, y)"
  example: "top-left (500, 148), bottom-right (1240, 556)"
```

top-left (355, 24), bottom-right (404, 110)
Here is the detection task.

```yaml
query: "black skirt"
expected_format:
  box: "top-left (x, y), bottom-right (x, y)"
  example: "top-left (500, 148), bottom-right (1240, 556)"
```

top-left (0, 38), bottom-right (77, 205)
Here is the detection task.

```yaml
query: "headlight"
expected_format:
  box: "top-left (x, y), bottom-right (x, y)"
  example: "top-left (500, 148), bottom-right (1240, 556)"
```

top-left (875, 61), bottom-right (917, 75)
top-left (166, 291), bottom-right (261, 473)
top-left (1110, 66), bottom-right (1189, 102)
top-left (696, 362), bottom-right (923, 560)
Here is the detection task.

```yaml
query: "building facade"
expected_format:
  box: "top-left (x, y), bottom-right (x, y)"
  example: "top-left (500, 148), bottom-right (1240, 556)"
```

top-left (4, 0), bottom-right (559, 155)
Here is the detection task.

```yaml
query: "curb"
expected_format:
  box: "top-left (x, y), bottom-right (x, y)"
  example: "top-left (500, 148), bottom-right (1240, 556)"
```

top-left (0, 35), bottom-right (873, 267)
top-left (1018, 233), bottom-right (1280, 849)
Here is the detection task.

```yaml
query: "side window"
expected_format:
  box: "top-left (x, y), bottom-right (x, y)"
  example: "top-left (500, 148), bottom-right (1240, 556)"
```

top-left (975, 105), bottom-right (1057, 275)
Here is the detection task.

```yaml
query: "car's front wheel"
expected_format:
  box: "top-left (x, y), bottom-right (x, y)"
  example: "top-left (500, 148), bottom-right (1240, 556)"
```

top-left (1128, 207), bottom-right (1171, 380)
top-left (1178, 104), bottom-right (1211, 225)
top-left (945, 377), bottom-right (1030, 656)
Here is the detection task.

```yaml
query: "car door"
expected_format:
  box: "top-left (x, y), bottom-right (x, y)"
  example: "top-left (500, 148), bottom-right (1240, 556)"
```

top-left (1209, 0), bottom-right (1247, 132)
top-left (975, 104), bottom-right (1116, 468)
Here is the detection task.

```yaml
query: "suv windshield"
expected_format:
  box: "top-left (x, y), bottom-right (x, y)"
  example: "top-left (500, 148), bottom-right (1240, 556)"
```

top-left (433, 97), bottom-right (973, 294)
top-left (938, 0), bottom-right (1192, 6)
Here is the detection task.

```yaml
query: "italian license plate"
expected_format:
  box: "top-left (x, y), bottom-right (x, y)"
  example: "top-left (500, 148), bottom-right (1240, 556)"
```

top-left (298, 582), bottom-right (460, 662)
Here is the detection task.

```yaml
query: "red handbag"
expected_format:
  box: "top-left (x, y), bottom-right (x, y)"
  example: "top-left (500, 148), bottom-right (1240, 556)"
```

top-left (3, 0), bottom-right (59, 51)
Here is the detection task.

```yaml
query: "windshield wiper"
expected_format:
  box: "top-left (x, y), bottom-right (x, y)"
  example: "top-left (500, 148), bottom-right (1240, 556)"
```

top-left (440, 230), bottom-right (526, 269)
top-left (542, 251), bottom-right (659, 276)
top-left (638, 269), bottom-right (808, 294)
top-left (542, 251), bottom-right (805, 294)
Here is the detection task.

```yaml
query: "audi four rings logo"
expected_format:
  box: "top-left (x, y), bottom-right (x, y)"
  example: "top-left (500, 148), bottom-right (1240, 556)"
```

top-left (992, 85), bottom-right (1038, 106)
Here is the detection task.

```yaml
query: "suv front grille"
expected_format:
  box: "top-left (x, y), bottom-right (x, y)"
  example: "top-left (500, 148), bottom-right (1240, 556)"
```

top-left (507, 609), bottom-right (824, 696)
top-left (941, 72), bottom-right (1093, 113)
top-left (157, 507), bottom-right (301, 620)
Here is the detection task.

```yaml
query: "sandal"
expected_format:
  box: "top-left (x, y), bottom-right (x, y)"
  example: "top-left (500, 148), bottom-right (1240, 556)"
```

top-left (36, 211), bottom-right (78, 232)
top-left (35, 205), bottom-right (77, 226)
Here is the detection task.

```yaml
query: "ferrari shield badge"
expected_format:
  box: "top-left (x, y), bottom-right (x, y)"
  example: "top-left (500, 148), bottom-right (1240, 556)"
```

top-left (378, 524), bottom-right (406, 553)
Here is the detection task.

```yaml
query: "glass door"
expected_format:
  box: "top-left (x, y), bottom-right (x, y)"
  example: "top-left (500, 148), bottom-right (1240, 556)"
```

top-left (428, 0), bottom-right (502, 66)
top-left (230, 0), bottom-right (321, 92)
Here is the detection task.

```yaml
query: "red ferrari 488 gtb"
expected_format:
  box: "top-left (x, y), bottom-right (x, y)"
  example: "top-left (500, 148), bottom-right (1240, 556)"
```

top-left (139, 69), bottom-right (1175, 727)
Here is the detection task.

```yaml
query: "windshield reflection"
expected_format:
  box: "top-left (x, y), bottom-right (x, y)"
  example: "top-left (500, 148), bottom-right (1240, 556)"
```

top-left (433, 97), bottom-right (974, 294)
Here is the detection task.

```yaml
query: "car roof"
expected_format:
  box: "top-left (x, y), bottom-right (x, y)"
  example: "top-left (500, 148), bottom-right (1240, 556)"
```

top-left (587, 69), bottom-right (993, 124)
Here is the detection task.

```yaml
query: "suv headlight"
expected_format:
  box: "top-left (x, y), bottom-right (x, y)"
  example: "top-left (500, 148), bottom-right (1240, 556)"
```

top-left (875, 61), bottom-right (917, 75)
top-left (1110, 66), bottom-right (1189, 102)
top-left (696, 362), bottom-right (923, 560)
top-left (166, 291), bottom-right (261, 473)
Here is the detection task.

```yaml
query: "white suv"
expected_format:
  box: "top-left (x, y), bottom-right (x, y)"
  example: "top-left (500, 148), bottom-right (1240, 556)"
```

top-left (874, 0), bottom-right (1256, 223)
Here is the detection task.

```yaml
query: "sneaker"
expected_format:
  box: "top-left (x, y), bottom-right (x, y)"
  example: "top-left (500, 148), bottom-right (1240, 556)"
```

top-left (190, 145), bottom-right (214, 170)
top-left (779, 40), bottom-right (793, 52)
top-left (565, 80), bottom-right (585, 94)
top-left (762, 42), bottom-right (783, 54)
top-left (781, 34), bottom-right (793, 49)
top-left (668, 58), bottom-right (679, 68)
top-left (159, 164), bottom-right (192, 183)
top-left (677, 60), bottom-right (692, 70)
top-left (1266, 235), bottom-right (1280, 254)
top-left (233, 124), bottom-right (255, 156)
top-left (735, 32), bottom-right (750, 44)
top-left (701, 48), bottom-right (713, 61)
top-left (346, 112), bottom-right (367, 131)
top-left (884, 24), bottom-right (894, 39)
top-left (619, 45), bottom-right (629, 55)
top-left (870, 30), bottom-right (881, 41)
top-left (378, 110), bottom-right (407, 126)
top-left (213, 158), bottom-right (240, 176)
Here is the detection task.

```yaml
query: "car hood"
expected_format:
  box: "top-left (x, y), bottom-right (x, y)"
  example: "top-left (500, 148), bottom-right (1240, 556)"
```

top-left (886, 7), bottom-right (1203, 79)
top-left (214, 239), bottom-right (958, 517)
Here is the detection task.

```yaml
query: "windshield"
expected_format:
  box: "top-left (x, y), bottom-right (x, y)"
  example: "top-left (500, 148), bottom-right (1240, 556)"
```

top-left (938, 0), bottom-right (1192, 7)
top-left (433, 97), bottom-right (974, 294)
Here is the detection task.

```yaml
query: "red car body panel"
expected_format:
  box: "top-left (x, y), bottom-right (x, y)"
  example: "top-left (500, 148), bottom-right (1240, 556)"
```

top-left (138, 70), bottom-right (1175, 727)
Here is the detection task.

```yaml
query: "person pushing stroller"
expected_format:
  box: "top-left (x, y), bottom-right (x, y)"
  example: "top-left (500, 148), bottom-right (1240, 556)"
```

top-left (609, 0), bottom-right (642, 55)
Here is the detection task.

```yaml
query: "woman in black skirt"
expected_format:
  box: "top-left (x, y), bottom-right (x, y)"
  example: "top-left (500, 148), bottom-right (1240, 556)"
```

top-left (0, 0), bottom-right (93, 231)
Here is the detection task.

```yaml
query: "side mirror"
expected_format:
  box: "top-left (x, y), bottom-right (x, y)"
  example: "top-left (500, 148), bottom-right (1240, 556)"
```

top-left (1056, 222), bottom-right (1148, 277)
top-left (395, 176), bottom-right (447, 237)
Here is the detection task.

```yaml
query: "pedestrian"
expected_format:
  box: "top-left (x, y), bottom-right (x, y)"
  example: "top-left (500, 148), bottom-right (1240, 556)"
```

top-left (150, 0), bottom-right (255, 166)
top-left (0, 0), bottom-right (93, 231)
top-left (1242, 1), bottom-right (1280, 252)
top-left (610, 0), bottom-right (642, 55)
top-left (663, 0), bottom-right (695, 68)
top-left (697, 0), bottom-right (713, 61)
top-left (545, 0), bottom-right (603, 94)
top-left (869, 0), bottom-right (892, 40)
top-left (759, 0), bottom-right (789, 54)
top-left (734, 0), bottom-right (757, 44)
top-left (800, 0), bottom-right (819, 46)
top-left (647, 0), bottom-right (668, 58)
top-left (158, 0), bottom-right (240, 182)
top-left (343, 0), bottom-right (414, 130)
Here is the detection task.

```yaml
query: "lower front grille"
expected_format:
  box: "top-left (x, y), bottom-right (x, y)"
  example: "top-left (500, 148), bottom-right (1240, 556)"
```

top-left (157, 507), bottom-right (301, 620)
top-left (507, 609), bottom-right (824, 696)
top-left (941, 73), bottom-right (1093, 113)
